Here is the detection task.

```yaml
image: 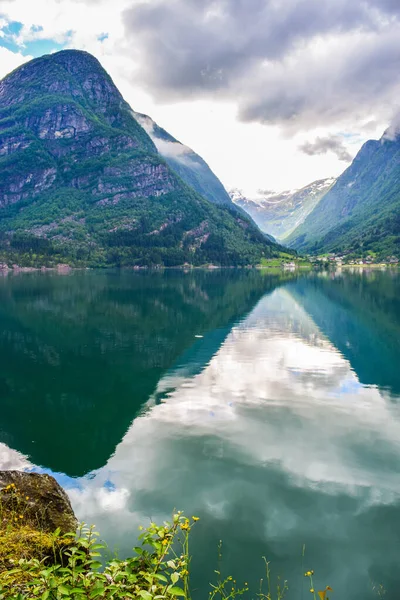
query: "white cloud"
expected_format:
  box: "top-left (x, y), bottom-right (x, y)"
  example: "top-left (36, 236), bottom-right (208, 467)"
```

top-left (0, 46), bottom-right (31, 79)
top-left (0, 442), bottom-right (32, 470)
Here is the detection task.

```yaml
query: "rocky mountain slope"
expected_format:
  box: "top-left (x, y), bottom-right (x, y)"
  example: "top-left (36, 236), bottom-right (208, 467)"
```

top-left (0, 50), bottom-right (282, 267)
top-left (231, 178), bottom-right (335, 241)
top-left (286, 131), bottom-right (400, 256)
top-left (132, 111), bottom-right (233, 207)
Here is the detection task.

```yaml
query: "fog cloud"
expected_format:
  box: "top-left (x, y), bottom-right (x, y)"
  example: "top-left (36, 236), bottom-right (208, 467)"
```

top-left (132, 111), bottom-right (201, 168)
top-left (382, 110), bottom-right (400, 142)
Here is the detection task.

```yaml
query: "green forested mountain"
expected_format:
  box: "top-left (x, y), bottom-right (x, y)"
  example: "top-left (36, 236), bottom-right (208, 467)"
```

top-left (0, 50), bottom-right (282, 267)
top-left (286, 132), bottom-right (400, 256)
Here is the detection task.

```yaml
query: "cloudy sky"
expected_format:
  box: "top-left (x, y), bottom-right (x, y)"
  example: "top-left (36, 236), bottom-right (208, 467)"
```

top-left (0, 0), bottom-right (399, 196)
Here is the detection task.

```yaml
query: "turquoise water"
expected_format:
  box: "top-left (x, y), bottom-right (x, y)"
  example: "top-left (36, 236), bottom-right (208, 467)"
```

top-left (0, 269), bottom-right (399, 598)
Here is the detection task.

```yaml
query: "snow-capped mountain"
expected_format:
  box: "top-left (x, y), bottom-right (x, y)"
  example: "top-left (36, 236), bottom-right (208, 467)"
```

top-left (230, 178), bottom-right (336, 241)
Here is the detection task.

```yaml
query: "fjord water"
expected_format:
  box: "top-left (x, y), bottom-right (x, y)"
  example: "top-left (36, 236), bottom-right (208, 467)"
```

top-left (0, 269), bottom-right (400, 599)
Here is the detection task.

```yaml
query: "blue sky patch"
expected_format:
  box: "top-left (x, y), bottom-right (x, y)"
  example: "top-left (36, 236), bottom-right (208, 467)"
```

top-left (27, 466), bottom-right (84, 491)
top-left (0, 20), bottom-right (23, 52)
top-left (0, 18), bottom-right (68, 57)
top-left (23, 38), bottom-right (66, 57)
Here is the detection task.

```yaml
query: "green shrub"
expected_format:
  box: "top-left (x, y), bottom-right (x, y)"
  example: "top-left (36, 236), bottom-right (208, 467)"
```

top-left (0, 512), bottom-right (300, 600)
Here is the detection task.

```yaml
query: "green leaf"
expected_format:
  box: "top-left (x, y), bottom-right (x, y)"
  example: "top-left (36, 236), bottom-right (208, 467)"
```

top-left (134, 546), bottom-right (144, 555)
top-left (89, 589), bottom-right (105, 599)
top-left (57, 585), bottom-right (70, 596)
top-left (139, 591), bottom-right (153, 600)
top-left (41, 592), bottom-right (50, 600)
top-left (171, 572), bottom-right (180, 584)
top-left (153, 542), bottom-right (162, 552)
top-left (168, 587), bottom-right (186, 597)
top-left (3, 569), bottom-right (21, 576)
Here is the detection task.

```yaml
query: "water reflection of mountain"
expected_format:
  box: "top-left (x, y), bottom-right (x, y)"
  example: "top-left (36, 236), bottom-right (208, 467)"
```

top-left (66, 284), bottom-right (400, 600)
top-left (1, 272), bottom-right (400, 599)
top-left (287, 272), bottom-right (400, 396)
top-left (0, 270), bottom-right (295, 476)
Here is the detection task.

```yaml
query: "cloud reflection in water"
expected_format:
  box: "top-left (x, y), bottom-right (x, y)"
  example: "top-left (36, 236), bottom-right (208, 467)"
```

top-left (2, 285), bottom-right (400, 599)
top-left (64, 288), bottom-right (400, 599)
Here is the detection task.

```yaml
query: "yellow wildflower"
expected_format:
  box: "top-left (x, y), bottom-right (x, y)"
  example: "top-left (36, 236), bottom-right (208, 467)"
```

top-left (192, 516), bottom-right (200, 521)
top-left (162, 539), bottom-right (168, 545)
top-left (317, 587), bottom-right (333, 600)
top-left (180, 520), bottom-right (191, 531)
top-left (310, 589), bottom-right (314, 594)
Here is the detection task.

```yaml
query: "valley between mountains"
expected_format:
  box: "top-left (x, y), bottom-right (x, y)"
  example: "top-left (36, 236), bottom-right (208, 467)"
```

top-left (0, 49), bottom-right (399, 268)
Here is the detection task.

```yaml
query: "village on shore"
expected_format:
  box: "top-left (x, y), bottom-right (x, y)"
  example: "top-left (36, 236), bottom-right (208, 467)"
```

top-left (307, 253), bottom-right (399, 267)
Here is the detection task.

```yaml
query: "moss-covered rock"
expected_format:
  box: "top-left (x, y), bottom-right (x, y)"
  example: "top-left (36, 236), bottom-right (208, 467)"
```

top-left (0, 470), bottom-right (77, 534)
top-left (0, 471), bottom-right (78, 579)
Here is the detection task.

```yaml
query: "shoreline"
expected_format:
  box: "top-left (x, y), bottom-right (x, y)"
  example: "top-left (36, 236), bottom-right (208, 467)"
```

top-left (0, 262), bottom-right (397, 275)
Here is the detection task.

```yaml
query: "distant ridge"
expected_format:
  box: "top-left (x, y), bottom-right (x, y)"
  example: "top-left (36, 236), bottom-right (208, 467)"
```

top-left (231, 178), bottom-right (335, 240)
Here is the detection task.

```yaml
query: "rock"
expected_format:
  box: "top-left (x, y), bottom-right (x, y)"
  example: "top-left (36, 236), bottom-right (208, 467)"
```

top-left (0, 471), bottom-right (77, 534)
top-left (57, 263), bottom-right (72, 273)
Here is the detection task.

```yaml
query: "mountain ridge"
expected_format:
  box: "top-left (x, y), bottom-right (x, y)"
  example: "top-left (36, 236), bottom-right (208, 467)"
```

top-left (0, 50), bottom-right (284, 267)
top-left (286, 131), bottom-right (400, 256)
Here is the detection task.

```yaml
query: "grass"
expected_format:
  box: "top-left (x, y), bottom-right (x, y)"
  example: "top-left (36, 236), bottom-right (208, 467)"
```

top-left (257, 256), bottom-right (313, 270)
